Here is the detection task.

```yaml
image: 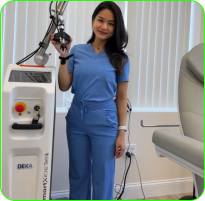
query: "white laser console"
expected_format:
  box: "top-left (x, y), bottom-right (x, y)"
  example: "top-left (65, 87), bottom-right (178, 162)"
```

top-left (2, 64), bottom-right (56, 200)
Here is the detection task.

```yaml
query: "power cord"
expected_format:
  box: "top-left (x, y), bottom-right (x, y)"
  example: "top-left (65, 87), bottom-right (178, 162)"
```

top-left (114, 157), bottom-right (128, 200)
top-left (114, 99), bottom-right (132, 200)
top-left (114, 99), bottom-right (146, 200)
top-left (131, 153), bottom-right (146, 200)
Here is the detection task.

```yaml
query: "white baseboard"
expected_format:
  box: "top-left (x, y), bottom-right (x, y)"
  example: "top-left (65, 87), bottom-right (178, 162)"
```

top-left (51, 177), bottom-right (193, 200)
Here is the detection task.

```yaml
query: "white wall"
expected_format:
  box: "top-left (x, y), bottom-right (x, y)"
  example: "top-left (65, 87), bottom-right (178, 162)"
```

top-left (51, 111), bottom-right (192, 199)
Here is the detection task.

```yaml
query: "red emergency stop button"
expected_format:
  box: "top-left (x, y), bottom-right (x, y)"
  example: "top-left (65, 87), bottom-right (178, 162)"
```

top-left (15, 102), bottom-right (26, 113)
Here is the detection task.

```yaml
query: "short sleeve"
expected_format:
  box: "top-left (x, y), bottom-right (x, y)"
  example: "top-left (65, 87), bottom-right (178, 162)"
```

top-left (68, 45), bottom-right (75, 74)
top-left (117, 53), bottom-right (130, 82)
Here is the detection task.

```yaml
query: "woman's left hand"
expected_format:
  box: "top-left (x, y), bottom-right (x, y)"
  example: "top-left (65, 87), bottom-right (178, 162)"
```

top-left (115, 131), bottom-right (126, 159)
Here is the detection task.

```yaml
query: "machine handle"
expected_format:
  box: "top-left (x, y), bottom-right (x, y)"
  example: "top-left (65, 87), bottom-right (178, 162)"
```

top-left (12, 123), bottom-right (43, 130)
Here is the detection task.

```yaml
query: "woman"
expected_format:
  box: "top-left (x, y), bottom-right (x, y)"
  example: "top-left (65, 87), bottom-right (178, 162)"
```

top-left (51, 1), bottom-right (130, 200)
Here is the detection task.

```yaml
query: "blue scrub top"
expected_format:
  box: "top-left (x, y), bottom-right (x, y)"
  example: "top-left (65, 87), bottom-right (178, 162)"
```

top-left (68, 43), bottom-right (130, 102)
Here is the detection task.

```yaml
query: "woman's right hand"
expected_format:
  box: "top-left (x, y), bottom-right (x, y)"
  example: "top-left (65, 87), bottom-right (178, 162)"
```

top-left (50, 33), bottom-right (73, 57)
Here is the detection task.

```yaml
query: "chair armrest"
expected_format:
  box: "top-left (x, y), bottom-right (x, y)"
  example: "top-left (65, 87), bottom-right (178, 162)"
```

top-left (152, 129), bottom-right (204, 170)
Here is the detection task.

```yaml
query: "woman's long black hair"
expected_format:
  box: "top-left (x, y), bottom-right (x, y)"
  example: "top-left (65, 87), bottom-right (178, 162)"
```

top-left (87, 1), bottom-right (128, 75)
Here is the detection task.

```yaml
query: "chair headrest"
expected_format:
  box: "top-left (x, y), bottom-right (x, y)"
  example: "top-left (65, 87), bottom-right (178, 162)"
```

top-left (186, 43), bottom-right (204, 83)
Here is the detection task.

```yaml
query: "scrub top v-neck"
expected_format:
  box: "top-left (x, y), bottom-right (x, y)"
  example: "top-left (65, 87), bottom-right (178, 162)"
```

top-left (68, 43), bottom-right (130, 102)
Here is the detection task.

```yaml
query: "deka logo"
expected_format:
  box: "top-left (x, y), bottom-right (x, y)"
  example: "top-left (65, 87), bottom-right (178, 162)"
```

top-left (17, 164), bottom-right (33, 169)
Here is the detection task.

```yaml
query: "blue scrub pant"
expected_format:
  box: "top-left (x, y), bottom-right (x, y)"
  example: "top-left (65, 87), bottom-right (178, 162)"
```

top-left (66, 96), bottom-right (118, 200)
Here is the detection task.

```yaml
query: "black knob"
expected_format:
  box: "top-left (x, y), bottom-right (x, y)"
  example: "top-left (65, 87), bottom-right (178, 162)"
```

top-left (34, 105), bottom-right (40, 111)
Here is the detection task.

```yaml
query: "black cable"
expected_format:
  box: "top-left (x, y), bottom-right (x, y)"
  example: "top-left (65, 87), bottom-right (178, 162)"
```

top-left (114, 159), bottom-right (128, 200)
top-left (44, 20), bottom-right (54, 40)
top-left (126, 100), bottom-right (146, 200)
top-left (16, 2), bottom-right (56, 65)
top-left (122, 99), bottom-right (146, 200)
top-left (16, 47), bottom-right (40, 65)
top-left (114, 157), bottom-right (128, 200)
top-left (49, 1), bottom-right (53, 17)
top-left (114, 100), bottom-right (132, 200)
top-left (132, 154), bottom-right (146, 200)
top-left (127, 100), bottom-right (132, 153)
top-left (16, 21), bottom-right (51, 65)
top-left (115, 104), bottom-right (132, 199)
top-left (117, 154), bottom-right (132, 200)
top-left (50, 1), bottom-right (59, 32)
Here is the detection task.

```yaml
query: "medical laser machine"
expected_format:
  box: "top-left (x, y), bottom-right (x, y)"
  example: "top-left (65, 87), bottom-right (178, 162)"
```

top-left (2, 65), bottom-right (56, 200)
top-left (2, 1), bottom-right (69, 200)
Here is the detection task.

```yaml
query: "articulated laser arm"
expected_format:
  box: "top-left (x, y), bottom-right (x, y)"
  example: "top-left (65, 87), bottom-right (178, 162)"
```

top-left (34, 1), bottom-right (70, 66)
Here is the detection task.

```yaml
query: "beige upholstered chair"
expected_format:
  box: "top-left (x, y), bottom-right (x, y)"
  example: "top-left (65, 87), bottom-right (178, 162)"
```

top-left (152, 43), bottom-right (204, 199)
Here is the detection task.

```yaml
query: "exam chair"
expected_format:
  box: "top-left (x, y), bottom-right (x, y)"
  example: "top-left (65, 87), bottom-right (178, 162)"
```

top-left (152, 43), bottom-right (204, 199)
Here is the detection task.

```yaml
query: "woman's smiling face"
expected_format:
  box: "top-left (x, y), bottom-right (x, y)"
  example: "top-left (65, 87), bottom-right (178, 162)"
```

top-left (92, 9), bottom-right (115, 42)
